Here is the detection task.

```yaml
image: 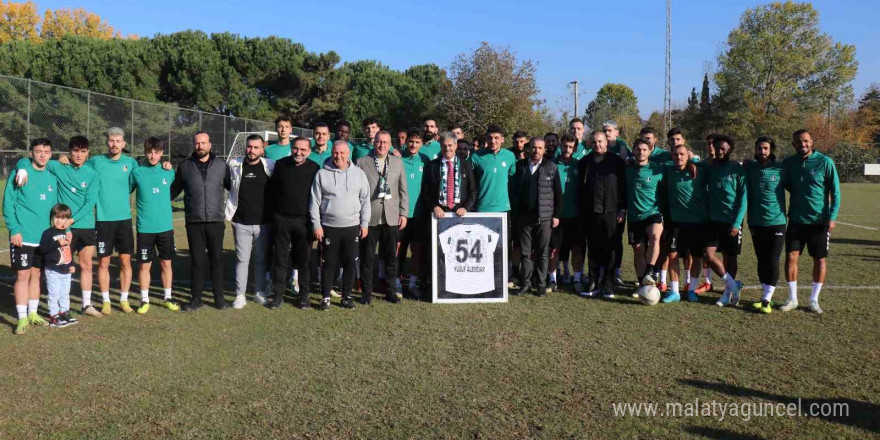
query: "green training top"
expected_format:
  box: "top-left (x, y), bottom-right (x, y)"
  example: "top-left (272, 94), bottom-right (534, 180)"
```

top-left (87, 154), bottom-right (139, 222)
top-left (265, 141), bottom-right (291, 161)
top-left (664, 164), bottom-right (708, 224)
top-left (705, 160), bottom-right (747, 227)
top-left (421, 140), bottom-right (441, 161)
top-left (744, 159), bottom-right (786, 227)
top-left (624, 161), bottom-right (664, 221)
top-left (781, 151), bottom-right (841, 225)
top-left (308, 147), bottom-right (332, 166)
top-left (553, 140), bottom-right (591, 160)
top-left (130, 164), bottom-right (176, 234)
top-left (16, 158), bottom-right (100, 229)
top-left (470, 148), bottom-right (517, 212)
top-left (3, 162), bottom-right (59, 246)
top-left (554, 156), bottom-right (580, 218)
top-left (401, 151), bottom-right (430, 218)
top-left (648, 147), bottom-right (673, 165)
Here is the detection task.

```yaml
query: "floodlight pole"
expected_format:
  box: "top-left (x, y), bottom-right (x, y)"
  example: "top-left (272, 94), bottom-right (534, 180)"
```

top-left (569, 81), bottom-right (579, 118)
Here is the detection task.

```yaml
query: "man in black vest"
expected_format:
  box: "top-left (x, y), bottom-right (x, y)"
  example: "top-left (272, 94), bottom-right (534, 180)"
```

top-left (509, 137), bottom-right (562, 296)
top-left (171, 131), bottom-right (232, 311)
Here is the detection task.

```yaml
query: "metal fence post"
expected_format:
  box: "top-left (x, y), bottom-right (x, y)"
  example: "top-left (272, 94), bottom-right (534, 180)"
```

top-left (26, 79), bottom-right (31, 146)
top-left (167, 107), bottom-right (173, 160)
top-left (86, 91), bottom-right (91, 140)
top-left (131, 100), bottom-right (135, 146)
top-left (223, 117), bottom-right (227, 157)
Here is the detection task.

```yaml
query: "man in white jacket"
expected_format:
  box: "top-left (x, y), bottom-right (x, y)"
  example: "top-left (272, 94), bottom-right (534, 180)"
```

top-left (225, 134), bottom-right (275, 309)
top-left (310, 140), bottom-right (371, 310)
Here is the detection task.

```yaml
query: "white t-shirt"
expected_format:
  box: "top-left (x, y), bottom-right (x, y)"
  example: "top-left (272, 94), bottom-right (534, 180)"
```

top-left (438, 223), bottom-right (500, 294)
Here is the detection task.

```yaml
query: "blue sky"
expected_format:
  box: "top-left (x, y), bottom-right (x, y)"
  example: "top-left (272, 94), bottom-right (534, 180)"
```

top-left (34, 0), bottom-right (878, 119)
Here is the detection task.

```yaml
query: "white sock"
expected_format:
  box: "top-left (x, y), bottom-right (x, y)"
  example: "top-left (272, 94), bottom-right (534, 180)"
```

top-left (670, 281), bottom-right (679, 294)
top-left (27, 299), bottom-right (38, 314)
top-left (82, 290), bottom-right (92, 307)
top-left (722, 273), bottom-right (736, 289)
top-left (762, 284), bottom-right (775, 302)
top-left (408, 275), bottom-right (418, 288)
top-left (574, 271), bottom-right (582, 283)
top-left (549, 271), bottom-right (557, 282)
top-left (120, 292), bottom-right (129, 302)
top-left (141, 290), bottom-right (150, 303)
top-left (684, 272), bottom-right (691, 286)
top-left (788, 281), bottom-right (798, 301)
top-left (660, 270), bottom-right (668, 284)
top-left (810, 282), bottom-right (822, 303)
top-left (291, 269), bottom-right (298, 282)
top-left (704, 268), bottom-right (713, 284)
top-left (101, 291), bottom-right (110, 302)
top-left (16, 305), bottom-right (27, 320)
top-left (163, 288), bottom-right (172, 300)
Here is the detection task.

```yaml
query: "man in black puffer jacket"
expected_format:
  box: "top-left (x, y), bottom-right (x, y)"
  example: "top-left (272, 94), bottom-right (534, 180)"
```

top-left (170, 131), bottom-right (232, 311)
top-left (510, 137), bottom-right (562, 297)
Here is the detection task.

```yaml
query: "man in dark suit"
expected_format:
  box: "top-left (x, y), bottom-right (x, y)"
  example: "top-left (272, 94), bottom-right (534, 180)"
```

top-left (425, 132), bottom-right (477, 219)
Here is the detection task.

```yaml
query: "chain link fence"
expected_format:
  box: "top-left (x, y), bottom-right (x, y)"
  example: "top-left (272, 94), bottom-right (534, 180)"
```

top-left (0, 74), bottom-right (313, 176)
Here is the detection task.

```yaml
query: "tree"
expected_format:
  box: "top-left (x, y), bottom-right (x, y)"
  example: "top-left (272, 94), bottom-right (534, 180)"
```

top-left (585, 83), bottom-right (640, 141)
top-left (0, 0), bottom-right (40, 43)
top-left (857, 83), bottom-right (880, 146)
top-left (714, 1), bottom-right (858, 142)
top-left (40, 8), bottom-right (117, 39)
top-left (442, 42), bottom-right (551, 140)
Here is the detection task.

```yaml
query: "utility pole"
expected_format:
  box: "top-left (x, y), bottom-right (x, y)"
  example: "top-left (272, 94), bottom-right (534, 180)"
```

top-left (569, 81), bottom-right (579, 118)
top-left (664, 0), bottom-right (672, 135)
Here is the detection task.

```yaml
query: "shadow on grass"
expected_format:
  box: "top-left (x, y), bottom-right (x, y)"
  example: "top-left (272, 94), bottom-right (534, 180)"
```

top-left (679, 379), bottom-right (880, 434)
top-left (830, 238), bottom-right (880, 247)
top-left (685, 426), bottom-right (768, 440)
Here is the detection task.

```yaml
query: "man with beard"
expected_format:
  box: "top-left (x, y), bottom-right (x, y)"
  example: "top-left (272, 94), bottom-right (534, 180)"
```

top-left (309, 121), bottom-right (333, 166)
top-left (544, 132), bottom-right (560, 158)
top-left (510, 131), bottom-right (529, 161)
top-left (780, 130), bottom-right (840, 314)
top-left (693, 133), bottom-right (721, 294)
top-left (704, 134), bottom-right (746, 307)
top-left (421, 119), bottom-right (442, 160)
top-left (603, 121), bottom-right (632, 160)
top-left (171, 131), bottom-right (232, 311)
top-left (578, 131), bottom-right (626, 298)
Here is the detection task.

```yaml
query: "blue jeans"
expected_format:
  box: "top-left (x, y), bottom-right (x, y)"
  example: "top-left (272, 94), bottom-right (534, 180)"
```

top-left (45, 269), bottom-right (71, 316)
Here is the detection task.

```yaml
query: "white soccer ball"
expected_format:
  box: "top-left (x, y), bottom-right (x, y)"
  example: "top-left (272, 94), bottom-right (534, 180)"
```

top-left (637, 285), bottom-right (661, 306)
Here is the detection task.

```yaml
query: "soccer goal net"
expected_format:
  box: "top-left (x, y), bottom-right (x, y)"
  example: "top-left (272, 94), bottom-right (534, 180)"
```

top-left (227, 127), bottom-right (315, 162)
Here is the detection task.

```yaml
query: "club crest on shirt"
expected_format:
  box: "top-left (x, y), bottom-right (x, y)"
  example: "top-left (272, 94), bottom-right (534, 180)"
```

top-left (771, 175), bottom-right (777, 181)
top-left (646, 177), bottom-right (652, 182)
top-left (122, 165), bottom-right (128, 171)
top-left (81, 181), bottom-right (87, 188)
top-left (47, 184), bottom-right (53, 192)
top-left (70, 187), bottom-right (77, 193)
top-left (162, 178), bottom-right (168, 185)
top-left (810, 169), bottom-right (816, 175)
top-left (501, 162), bottom-right (507, 167)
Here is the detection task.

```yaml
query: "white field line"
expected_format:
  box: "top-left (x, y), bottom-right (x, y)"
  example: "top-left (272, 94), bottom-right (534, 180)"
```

top-left (835, 221), bottom-right (879, 231)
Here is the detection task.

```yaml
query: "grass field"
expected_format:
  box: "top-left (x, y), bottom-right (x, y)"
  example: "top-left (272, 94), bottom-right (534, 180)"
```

top-left (0, 183), bottom-right (878, 439)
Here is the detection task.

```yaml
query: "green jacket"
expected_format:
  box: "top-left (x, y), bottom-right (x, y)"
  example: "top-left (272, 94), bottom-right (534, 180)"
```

top-left (744, 159), bottom-right (786, 227)
top-left (308, 147), bottom-right (332, 166)
top-left (87, 154), bottom-right (139, 221)
top-left (554, 156), bottom-right (580, 218)
top-left (130, 164), bottom-right (176, 233)
top-left (664, 164), bottom-right (708, 224)
top-left (16, 158), bottom-right (99, 229)
top-left (705, 160), bottom-right (747, 227)
top-left (3, 162), bottom-right (59, 245)
top-left (421, 140), bottom-right (441, 161)
top-left (781, 151), bottom-right (840, 225)
top-left (624, 161), bottom-right (665, 221)
top-left (401, 151), bottom-right (430, 218)
top-left (470, 148), bottom-right (517, 212)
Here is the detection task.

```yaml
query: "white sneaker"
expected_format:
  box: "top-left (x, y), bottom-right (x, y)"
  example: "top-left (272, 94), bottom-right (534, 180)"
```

top-left (232, 294), bottom-right (246, 309)
top-left (716, 290), bottom-right (731, 307)
top-left (291, 279), bottom-right (300, 293)
top-left (631, 292), bottom-right (639, 298)
top-left (253, 292), bottom-right (267, 305)
top-left (809, 301), bottom-right (823, 314)
top-left (579, 290), bottom-right (594, 297)
top-left (779, 299), bottom-right (799, 312)
top-left (641, 274), bottom-right (655, 286)
top-left (329, 289), bottom-right (342, 298)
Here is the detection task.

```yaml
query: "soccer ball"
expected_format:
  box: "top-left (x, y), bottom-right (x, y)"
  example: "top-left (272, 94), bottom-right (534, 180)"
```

top-left (636, 285), bottom-right (661, 306)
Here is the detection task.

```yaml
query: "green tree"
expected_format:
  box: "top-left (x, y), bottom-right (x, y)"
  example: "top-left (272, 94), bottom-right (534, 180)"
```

top-left (714, 1), bottom-right (857, 141)
top-left (585, 83), bottom-right (641, 141)
top-left (857, 83), bottom-right (880, 146)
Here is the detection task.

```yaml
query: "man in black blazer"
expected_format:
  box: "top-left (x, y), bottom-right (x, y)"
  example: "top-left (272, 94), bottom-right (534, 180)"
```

top-left (424, 132), bottom-right (477, 218)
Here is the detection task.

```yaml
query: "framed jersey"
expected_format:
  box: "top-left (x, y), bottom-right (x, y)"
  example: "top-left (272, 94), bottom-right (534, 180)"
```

top-left (431, 213), bottom-right (508, 303)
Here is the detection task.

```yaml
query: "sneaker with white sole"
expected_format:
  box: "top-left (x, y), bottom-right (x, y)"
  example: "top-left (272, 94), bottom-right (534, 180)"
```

top-left (779, 299), bottom-right (799, 312)
top-left (715, 290), bottom-right (731, 307)
top-left (329, 289), bottom-right (342, 298)
top-left (82, 305), bottom-right (103, 318)
top-left (232, 294), bottom-right (246, 309)
top-left (809, 301), bottom-right (823, 314)
top-left (729, 281), bottom-right (743, 306)
top-left (253, 292), bottom-right (267, 305)
top-left (579, 290), bottom-right (595, 297)
top-left (641, 274), bottom-right (656, 286)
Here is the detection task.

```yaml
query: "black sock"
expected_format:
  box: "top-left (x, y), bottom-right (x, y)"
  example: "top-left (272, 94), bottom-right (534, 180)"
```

top-left (645, 264), bottom-right (655, 277)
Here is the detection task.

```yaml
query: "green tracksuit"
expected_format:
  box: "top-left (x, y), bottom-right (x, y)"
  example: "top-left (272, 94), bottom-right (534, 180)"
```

top-left (308, 147), bottom-right (332, 166)
top-left (664, 165), bottom-right (708, 224)
top-left (87, 154), bottom-right (139, 221)
top-left (744, 159), bottom-right (786, 227)
top-left (421, 140), bottom-right (441, 161)
top-left (555, 156), bottom-right (580, 218)
top-left (264, 142), bottom-right (291, 161)
top-left (401, 151), bottom-right (430, 218)
top-left (781, 151), bottom-right (841, 225)
top-left (16, 158), bottom-right (100, 229)
top-left (470, 148), bottom-right (517, 212)
top-left (3, 163), bottom-right (59, 246)
top-left (554, 140), bottom-right (591, 160)
top-left (624, 161), bottom-right (665, 221)
top-left (705, 160), bottom-right (747, 227)
top-left (130, 164), bottom-right (176, 234)
top-left (648, 147), bottom-right (673, 165)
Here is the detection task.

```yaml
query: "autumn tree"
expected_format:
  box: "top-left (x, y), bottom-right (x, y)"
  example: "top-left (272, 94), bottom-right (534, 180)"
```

top-left (40, 8), bottom-right (118, 39)
top-left (0, 0), bottom-right (40, 43)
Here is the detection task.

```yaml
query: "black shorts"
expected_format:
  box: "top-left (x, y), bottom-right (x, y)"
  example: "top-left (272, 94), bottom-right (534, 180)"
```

top-left (10, 244), bottom-right (41, 271)
top-left (96, 219), bottom-right (135, 257)
top-left (137, 230), bottom-right (176, 262)
top-left (627, 214), bottom-right (663, 245)
top-left (705, 221), bottom-right (742, 255)
top-left (401, 217), bottom-right (428, 244)
top-left (70, 228), bottom-right (97, 252)
top-left (668, 223), bottom-right (707, 258)
top-left (551, 218), bottom-right (584, 252)
top-left (785, 222), bottom-right (829, 258)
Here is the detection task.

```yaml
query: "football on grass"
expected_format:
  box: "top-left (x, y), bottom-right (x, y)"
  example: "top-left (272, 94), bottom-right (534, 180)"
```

top-left (637, 285), bottom-right (661, 305)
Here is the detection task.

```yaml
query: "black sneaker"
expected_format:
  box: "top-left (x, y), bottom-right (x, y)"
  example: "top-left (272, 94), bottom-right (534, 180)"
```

top-left (514, 285), bottom-right (531, 296)
top-left (387, 293), bottom-right (401, 304)
top-left (614, 276), bottom-right (626, 287)
top-left (535, 286), bottom-right (547, 297)
top-left (340, 297), bottom-right (357, 309)
top-left (547, 281), bottom-right (557, 293)
top-left (49, 313), bottom-right (69, 328)
top-left (182, 301), bottom-right (203, 312)
top-left (359, 293), bottom-right (371, 305)
top-left (317, 298), bottom-right (330, 311)
top-left (297, 301), bottom-right (311, 310)
top-left (61, 311), bottom-right (78, 325)
top-left (215, 299), bottom-right (231, 310)
top-left (268, 298), bottom-right (282, 310)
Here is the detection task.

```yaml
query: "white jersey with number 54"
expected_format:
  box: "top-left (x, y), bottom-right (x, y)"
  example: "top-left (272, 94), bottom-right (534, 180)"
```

top-left (438, 223), bottom-right (500, 294)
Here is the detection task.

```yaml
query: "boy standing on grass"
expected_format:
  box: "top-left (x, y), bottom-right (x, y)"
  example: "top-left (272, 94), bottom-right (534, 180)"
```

top-left (38, 204), bottom-right (78, 328)
top-left (130, 138), bottom-right (179, 314)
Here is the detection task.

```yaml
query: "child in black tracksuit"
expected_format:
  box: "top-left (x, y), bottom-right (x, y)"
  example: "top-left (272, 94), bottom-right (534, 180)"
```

top-left (38, 204), bottom-right (77, 328)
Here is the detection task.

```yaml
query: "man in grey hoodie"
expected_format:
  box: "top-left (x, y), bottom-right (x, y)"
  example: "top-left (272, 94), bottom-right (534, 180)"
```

top-left (310, 140), bottom-right (371, 310)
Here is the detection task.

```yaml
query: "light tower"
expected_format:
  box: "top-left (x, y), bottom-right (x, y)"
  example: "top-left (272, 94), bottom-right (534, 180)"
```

top-left (664, 0), bottom-right (672, 136)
